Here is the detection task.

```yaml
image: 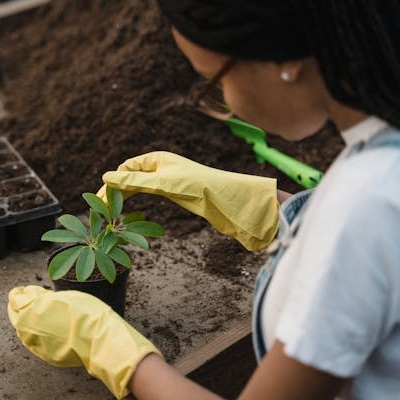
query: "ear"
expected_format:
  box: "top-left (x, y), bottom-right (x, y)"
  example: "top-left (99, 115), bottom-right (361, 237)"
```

top-left (277, 61), bottom-right (304, 83)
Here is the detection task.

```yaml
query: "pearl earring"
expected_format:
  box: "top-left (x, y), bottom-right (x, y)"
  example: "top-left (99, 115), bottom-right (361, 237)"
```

top-left (280, 71), bottom-right (291, 82)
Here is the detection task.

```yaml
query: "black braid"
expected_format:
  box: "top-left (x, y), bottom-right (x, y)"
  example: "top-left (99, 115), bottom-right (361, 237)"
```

top-left (296, 0), bottom-right (400, 128)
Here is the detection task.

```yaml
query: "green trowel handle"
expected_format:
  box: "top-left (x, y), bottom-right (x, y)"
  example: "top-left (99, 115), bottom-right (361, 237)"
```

top-left (223, 116), bottom-right (323, 188)
top-left (253, 142), bottom-right (323, 189)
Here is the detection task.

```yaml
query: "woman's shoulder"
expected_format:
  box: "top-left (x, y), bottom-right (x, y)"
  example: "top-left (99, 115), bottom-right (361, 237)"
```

top-left (292, 136), bottom-right (400, 273)
top-left (310, 131), bottom-right (400, 215)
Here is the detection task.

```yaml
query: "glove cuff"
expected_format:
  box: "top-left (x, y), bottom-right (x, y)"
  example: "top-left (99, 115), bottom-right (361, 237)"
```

top-left (88, 311), bottom-right (163, 399)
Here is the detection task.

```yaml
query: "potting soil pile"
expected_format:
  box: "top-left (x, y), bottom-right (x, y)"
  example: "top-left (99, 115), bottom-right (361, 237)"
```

top-left (0, 0), bottom-right (343, 216)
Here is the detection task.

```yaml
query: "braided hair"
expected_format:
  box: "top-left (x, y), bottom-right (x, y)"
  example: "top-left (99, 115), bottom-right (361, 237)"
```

top-left (298, 0), bottom-right (400, 129)
top-left (157, 0), bottom-right (400, 128)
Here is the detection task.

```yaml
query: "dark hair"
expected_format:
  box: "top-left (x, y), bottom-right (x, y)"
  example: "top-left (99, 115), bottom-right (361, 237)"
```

top-left (157, 1), bottom-right (312, 61)
top-left (157, 0), bottom-right (400, 129)
top-left (299, 1), bottom-right (400, 129)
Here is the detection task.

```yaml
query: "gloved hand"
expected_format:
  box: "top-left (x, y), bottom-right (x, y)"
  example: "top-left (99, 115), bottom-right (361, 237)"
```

top-left (8, 286), bottom-right (162, 400)
top-left (98, 151), bottom-right (279, 251)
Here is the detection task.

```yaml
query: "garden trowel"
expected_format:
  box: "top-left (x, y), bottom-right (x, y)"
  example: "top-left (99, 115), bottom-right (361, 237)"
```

top-left (224, 117), bottom-right (323, 189)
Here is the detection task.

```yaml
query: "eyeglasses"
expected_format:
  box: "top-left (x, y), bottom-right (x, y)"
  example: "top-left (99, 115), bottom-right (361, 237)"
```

top-left (185, 58), bottom-right (236, 120)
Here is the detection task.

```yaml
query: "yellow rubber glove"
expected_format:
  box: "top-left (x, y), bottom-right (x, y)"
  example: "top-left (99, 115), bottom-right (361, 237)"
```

top-left (8, 286), bottom-right (162, 400)
top-left (99, 151), bottom-right (279, 251)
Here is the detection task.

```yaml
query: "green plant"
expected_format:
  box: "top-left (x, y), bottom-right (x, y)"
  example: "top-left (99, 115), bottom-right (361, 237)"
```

top-left (41, 187), bottom-right (165, 283)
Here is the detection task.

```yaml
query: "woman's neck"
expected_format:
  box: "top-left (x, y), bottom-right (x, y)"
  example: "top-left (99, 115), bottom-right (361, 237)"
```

top-left (325, 96), bottom-right (370, 131)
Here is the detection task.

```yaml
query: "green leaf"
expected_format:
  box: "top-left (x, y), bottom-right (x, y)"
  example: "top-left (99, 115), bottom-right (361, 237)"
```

top-left (120, 231), bottom-right (149, 250)
top-left (75, 247), bottom-right (95, 282)
top-left (48, 246), bottom-right (84, 280)
top-left (41, 229), bottom-right (85, 244)
top-left (95, 248), bottom-right (116, 283)
top-left (98, 230), bottom-right (106, 241)
top-left (117, 236), bottom-right (129, 245)
top-left (106, 187), bottom-right (123, 220)
top-left (58, 214), bottom-right (88, 237)
top-left (108, 247), bottom-right (132, 267)
top-left (102, 231), bottom-right (118, 254)
top-left (126, 221), bottom-right (165, 237)
top-left (122, 211), bottom-right (146, 224)
top-left (89, 210), bottom-right (102, 237)
top-left (82, 193), bottom-right (111, 223)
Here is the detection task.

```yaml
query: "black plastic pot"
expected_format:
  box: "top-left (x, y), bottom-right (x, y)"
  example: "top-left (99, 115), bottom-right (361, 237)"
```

top-left (0, 137), bottom-right (61, 257)
top-left (49, 246), bottom-right (130, 318)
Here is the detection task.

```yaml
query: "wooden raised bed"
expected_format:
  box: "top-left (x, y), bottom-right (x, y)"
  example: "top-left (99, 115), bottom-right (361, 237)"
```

top-left (173, 316), bottom-right (256, 399)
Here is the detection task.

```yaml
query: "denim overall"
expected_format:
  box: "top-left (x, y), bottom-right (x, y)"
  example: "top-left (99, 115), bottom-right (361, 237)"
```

top-left (252, 128), bottom-right (400, 362)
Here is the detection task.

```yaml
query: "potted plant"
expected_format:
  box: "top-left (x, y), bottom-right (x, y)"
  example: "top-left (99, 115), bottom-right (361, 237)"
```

top-left (41, 186), bottom-right (165, 317)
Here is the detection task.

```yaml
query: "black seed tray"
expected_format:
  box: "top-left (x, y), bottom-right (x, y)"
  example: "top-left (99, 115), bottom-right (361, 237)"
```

top-left (0, 137), bottom-right (62, 257)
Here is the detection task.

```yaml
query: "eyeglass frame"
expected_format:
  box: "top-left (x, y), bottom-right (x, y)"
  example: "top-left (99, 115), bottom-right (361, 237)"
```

top-left (186, 58), bottom-right (237, 120)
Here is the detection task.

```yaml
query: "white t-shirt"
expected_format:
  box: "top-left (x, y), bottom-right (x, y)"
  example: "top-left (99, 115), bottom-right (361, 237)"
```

top-left (261, 117), bottom-right (400, 399)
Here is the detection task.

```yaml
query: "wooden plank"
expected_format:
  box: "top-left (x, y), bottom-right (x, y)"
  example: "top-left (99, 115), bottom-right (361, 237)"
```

top-left (0, 0), bottom-right (50, 19)
top-left (173, 316), bottom-right (256, 399)
top-left (173, 315), bottom-right (252, 375)
top-left (187, 333), bottom-right (256, 399)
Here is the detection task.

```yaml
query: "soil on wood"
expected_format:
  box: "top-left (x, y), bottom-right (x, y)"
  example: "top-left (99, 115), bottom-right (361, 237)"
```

top-left (0, 0), bottom-right (345, 366)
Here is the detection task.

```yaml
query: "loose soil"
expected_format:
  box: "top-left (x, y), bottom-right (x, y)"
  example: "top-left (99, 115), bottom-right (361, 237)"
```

top-left (8, 189), bottom-right (53, 211)
top-left (0, 0), bottom-right (344, 220)
top-left (0, 150), bottom-right (17, 163)
top-left (0, 162), bottom-right (29, 180)
top-left (0, 0), bottom-right (345, 373)
top-left (0, 176), bottom-right (41, 196)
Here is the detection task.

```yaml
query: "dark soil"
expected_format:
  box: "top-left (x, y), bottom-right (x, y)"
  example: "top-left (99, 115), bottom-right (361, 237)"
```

top-left (0, 151), bottom-right (18, 164)
top-left (0, 0), bottom-right (344, 231)
top-left (0, 163), bottom-right (29, 180)
top-left (204, 236), bottom-right (262, 277)
top-left (8, 189), bottom-right (53, 212)
top-left (8, 190), bottom-right (54, 212)
top-left (0, 176), bottom-right (41, 196)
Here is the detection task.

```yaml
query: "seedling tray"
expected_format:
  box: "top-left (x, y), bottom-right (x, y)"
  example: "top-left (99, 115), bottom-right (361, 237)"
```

top-left (0, 137), bottom-right (61, 257)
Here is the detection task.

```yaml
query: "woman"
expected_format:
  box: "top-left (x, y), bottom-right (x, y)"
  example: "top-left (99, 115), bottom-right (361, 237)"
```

top-left (8, 1), bottom-right (400, 399)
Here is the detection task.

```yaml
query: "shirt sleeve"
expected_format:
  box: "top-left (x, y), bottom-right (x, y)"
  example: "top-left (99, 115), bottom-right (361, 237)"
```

top-left (274, 185), bottom-right (400, 378)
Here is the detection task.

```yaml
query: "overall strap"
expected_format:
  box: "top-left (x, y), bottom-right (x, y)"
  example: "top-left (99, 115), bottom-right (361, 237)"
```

top-left (252, 189), bottom-right (313, 361)
top-left (348, 127), bottom-right (400, 156)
